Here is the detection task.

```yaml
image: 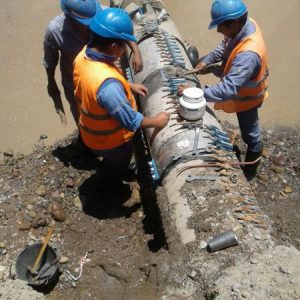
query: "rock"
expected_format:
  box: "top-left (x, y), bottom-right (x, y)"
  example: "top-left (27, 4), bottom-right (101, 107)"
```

top-left (65, 219), bottom-right (72, 226)
top-left (271, 166), bottom-right (284, 174)
top-left (250, 258), bottom-right (259, 265)
top-left (74, 197), bottom-right (82, 210)
top-left (48, 165), bottom-right (56, 171)
top-left (271, 155), bottom-right (286, 167)
top-left (71, 282), bottom-right (77, 288)
top-left (51, 190), bottom-right (60, 199)
top-left (29, 211), bottom-right (37, 219)
top-left (0, 271), bottom-right (4, 280)
top-left (200, 241), bottom-right (208, 250)
top-left (262, 147), bottom-right (272, 157)
top-left (253, 229), bottom-right (262, 240)
top-left (231, 282), bottom-right (240, 293)
top-left (36, 185), bottom-right (47, 197)
top-left (283, 186), bottom-right (293, 194)
top-left (190, 270), bottom-right (197, 279)
top-left (257, 174), bottom-right (269, 182)
top-left (18, 221), bottom-right (32, 231)
top-left (279, 265), bottom-right (290, 274)
top-left (59, 256), bottom-right (69, 264)
top-left (50, 202), bottom-right (66, 222)
top-left (39, 134), bottom-right (48, 140)
top-left (32, 216), bottom-right (48, 229)
top-left (66, 177), bottom-right (75, 188)
top-left (0, 242), bottom-right (6, 249)
top-left (3, 149), bottom-right (14, 157)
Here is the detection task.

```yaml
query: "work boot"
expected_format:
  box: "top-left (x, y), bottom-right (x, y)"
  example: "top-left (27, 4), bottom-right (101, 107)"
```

top-left (243, 149), bottom-right (262, 181)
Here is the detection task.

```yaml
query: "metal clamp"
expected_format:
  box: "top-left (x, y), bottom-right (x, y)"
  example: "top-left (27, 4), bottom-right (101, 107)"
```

top-left (185, 174), bottom-right (219, 182)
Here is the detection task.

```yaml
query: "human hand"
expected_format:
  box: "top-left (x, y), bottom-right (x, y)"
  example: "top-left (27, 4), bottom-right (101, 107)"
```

top-left (195, 61), bottom-right (207, 73)
top-left (130, 83), bottom-right (148, 96)
top-left (47, 79), bottom-right (60, 99)
top-left (155, 112), bottom-right (170, 129)
top-left (177, 83), bottom-right (190, 96)
top-left (132, 53), bottom-right (143, 74)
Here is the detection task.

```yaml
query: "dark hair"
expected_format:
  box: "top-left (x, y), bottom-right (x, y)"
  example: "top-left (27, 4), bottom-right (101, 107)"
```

top-left (221, 12), bottom-right (248, 28)
top-left (88, 32), bottom-right (125, 50)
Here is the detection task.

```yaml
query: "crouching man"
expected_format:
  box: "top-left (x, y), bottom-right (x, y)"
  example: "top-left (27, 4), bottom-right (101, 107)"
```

top-left (73, 8), bottom-right (169, 186)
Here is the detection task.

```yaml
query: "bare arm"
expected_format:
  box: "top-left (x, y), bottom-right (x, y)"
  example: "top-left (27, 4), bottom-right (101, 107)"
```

top-left (127, 41), bottom-right (143, 73)
top-left (141, 112), bottom-right (170, 129)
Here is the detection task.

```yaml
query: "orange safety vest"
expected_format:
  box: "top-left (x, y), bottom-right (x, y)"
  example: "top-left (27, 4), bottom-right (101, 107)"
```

top-left (73, 48), bottom-right (137, 151)
top-left (214, 19), bottom-right (269, 113)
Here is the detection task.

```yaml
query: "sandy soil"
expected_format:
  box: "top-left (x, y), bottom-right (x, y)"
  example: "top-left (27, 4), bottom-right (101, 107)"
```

top-left (0, 0), bottom-right (299, 155)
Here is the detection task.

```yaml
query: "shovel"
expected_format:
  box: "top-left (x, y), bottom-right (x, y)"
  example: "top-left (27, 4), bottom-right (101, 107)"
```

top-left (27, 227), bottom-right (54, 276)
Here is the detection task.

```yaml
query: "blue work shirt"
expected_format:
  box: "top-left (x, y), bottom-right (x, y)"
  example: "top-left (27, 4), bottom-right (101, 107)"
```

top-left (85, 47), bottom-right (144, 132)
top-left (203, 18), bottom-right (262, 102)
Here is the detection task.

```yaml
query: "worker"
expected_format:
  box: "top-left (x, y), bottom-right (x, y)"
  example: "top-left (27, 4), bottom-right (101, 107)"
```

top-left (181, 0), bottom-right (269, 180)
top-left (73, 8), bottom-right (170, 186)
top-left (43, 0), bottom-right (143, 125)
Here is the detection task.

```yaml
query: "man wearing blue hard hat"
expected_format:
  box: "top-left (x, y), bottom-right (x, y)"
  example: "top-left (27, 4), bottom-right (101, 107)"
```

top-left (73, 8), bottom-right (169, 186)
top-left (187, 0), bottom-right (269, 180)
top-left (43, 0), bottom-right (143, 127)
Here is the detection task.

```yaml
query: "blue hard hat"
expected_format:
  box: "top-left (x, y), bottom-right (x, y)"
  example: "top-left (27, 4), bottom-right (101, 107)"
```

top-left (61, 0), bottom-right (102, 25)
top-left (89, 8), bottom-right (137, 42)
top-left (209, 0), bottom-right (248, 29)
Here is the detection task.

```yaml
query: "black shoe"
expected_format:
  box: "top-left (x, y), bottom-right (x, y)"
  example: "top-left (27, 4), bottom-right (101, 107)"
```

top-left (243, 149), bottom-right (262, 181)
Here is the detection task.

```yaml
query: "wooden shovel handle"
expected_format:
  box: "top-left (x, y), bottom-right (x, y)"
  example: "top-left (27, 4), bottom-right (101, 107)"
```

top-left (29, 227), bottom-right (54, 274)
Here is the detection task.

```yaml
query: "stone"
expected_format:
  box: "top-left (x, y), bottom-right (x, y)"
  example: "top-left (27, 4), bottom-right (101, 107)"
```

top-left (3, 149), bottom-right (14, 157)
top-left (279, 265), bottom-right (290, 274)
top-left (32, 216), bottom-right (48, 229)
top-left (231, 282), bottom-right (240, 293)
top-left (283, 186), bottom-right (293, 194)
top-left (0, 242), bottom-right (6, 249)
top-left (59, 256), bottom-right (69, 264)
top-left (190, 270), bottom-right (197, 279)
top-left (250, 258), bottom-right (259, 265)
top-left (272, 155), bottom-right (286, 166)
top-left (18, 221), bottom-right (32, 231)
top-left (36, 185), bottom-right (47, 197)
top-left (66, 177), bottom-right (74, 188)
top-left (271, 166), bottom-right (284, 174)
top-left (74, 197), bottom-right (82, 210)
top-left (253, 228), bottom-right (262, 240)
top-left (257, 174), bottom-right (269, 182)
top-left (50, 203), bottom-right (66, 222)
top-left (29, 211), bottom-right (37, 219)
top-left (48, 165), bottom-right (56, 171)
top-left (262, 147), bottom-right (272, 157)
top-left (39, 134), bottom-right (48, 140)
top-left (51, 190), bottom-right (60, 199)
top-left (200, 241), bottom-right (208, 250)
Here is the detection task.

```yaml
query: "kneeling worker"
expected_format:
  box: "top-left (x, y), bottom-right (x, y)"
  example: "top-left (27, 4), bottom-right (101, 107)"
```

top-left (73, 8), bottom-right (170, 184)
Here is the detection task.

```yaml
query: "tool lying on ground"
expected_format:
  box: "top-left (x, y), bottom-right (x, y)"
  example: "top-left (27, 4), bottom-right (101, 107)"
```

top-left (177, 156), bottom-right (262, 176)
top-left (185, 174), bottom-right (219, 182)
top-left (27, 227), bottom-right (54, 276)
top-left (52, 94), bottom-right (67, 125)
top-left (236, 214), bottom-right (266, 225)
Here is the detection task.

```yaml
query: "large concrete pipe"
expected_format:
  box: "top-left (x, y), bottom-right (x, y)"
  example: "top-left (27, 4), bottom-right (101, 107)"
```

top-left (120, 0), bottom-right (240, 244)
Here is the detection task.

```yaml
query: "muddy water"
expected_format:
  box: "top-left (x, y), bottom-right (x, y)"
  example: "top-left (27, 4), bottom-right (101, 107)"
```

top-left (0, 0), bottom-right (299, 155)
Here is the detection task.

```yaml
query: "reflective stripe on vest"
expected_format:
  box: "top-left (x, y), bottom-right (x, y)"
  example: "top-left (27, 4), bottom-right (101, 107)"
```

top-left (74, 48), bottom-right (137, 150)
top-left (214, 19), bottom-right (269, 113)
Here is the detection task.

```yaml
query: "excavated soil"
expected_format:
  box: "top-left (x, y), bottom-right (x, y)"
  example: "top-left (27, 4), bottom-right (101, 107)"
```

top-left (0, 126), bottom-right (299, 299)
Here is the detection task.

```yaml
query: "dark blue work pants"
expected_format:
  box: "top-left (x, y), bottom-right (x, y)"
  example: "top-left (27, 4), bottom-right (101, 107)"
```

top-left (236, 107), bottom-right (262, 153)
